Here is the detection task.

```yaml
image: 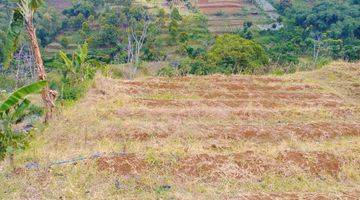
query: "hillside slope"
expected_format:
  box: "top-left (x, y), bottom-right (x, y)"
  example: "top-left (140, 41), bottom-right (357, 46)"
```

top-left (188, 0), bottom-right (278, 33)
top-left (1, 61), bottom-right (360, 199)
top-left (47, 0), bottom-right (72, 12)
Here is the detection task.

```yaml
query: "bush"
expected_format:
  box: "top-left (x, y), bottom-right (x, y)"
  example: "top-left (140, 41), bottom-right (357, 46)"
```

top-left (214, 10), bottom-right (226, 17)
top-left (178, 58), bottom-right (213, 75)
top-left (157, 66), bottom-right (177, 77)
top-left (208, 34), bottom-right (269, 74)
top-left (60, 83), bottom-right (88, 101)
top-left (184, 45), bottom-right (207, 58)
top-left (188, 59), bottom-right (212, 75)
top-left (59, 37), bottom-right (70, 48)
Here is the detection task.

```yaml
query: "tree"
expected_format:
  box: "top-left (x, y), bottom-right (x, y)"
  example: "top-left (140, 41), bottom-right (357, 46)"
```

top-left (157, 8), bottom-right (167, 28)
top-left (125, 5), bottom-right (152, 78)
top-left (279, 0), bottom-right (292, 13)
top-left (208, 34), bottom-right (268, 74)
top-left (236, 20), bottom-right (253, 39)
top-left (168, 8), bottom-right (182, 45)
top-left (34, 6), bottom-right (62, 46)
top-left (3, 0), bottom-right (57, 122)
top-left (169, 19), bottom-right (179, 44)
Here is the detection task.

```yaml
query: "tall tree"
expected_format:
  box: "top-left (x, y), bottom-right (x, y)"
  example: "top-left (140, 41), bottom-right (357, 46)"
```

top-left (3, 0), bottom-right (57, 122)
top-left (125, 5), bottom-right (151, 79)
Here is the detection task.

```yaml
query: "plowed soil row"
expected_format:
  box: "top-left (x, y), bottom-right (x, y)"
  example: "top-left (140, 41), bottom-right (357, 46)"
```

top-left (93, 62), bottom-right (360, 198)
top-left (98, 150), bottom-right (343, 178)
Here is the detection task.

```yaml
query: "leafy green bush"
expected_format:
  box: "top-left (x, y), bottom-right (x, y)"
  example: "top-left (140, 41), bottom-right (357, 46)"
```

top-left (157, 66), bottom-right (177, 77)
top-left (59, 36), bottom-right (70, 48)
top-left (214, 10), bottom-right (226, 17)
top-left (208, 34), bottom-right (269, 74)
top-left (177, 58), bottom-right (214, 75)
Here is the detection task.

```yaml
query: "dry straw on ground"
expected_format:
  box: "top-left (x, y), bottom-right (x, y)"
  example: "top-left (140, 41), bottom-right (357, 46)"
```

top-left (0, 61), bottom-right (359, 199)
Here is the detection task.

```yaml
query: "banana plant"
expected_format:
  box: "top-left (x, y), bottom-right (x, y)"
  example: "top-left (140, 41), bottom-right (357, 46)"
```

top-left (3, 0), bottom-right (56, 122)
top-left (59, 42), bottom-right (100, 82)
top-left (0, 80), bottom-right (46, 160)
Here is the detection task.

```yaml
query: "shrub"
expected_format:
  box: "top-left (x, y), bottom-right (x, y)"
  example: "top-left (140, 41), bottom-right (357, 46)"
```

top-left (59, 37), bottom-right (70, 48)
top-left (208, 34), bottom-right (269, 74)
top-left (214, 10), bottom-right (226, 17)
top-left (157, 66), bottom-right (177, 77)
top-left (178, 58), bottom-right (213, 75)
top-left (184, 45), bottom-right (207, 58)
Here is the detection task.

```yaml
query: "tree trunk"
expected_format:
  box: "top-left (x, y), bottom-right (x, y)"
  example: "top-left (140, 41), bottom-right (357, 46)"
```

top-left (25, 19), bottom-right (57, 123)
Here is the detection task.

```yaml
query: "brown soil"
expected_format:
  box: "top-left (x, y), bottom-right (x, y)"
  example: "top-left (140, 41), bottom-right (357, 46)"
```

top-left (176, 154), bottom-right (229, 179)
top-left (209, 123), bottom-right (360, 140)
top-left (233, 151), bottom-right (274, 176)
top-left (231, 193), bottom-right (359, 200)
top-left (175, 151), bottom-right (342, 180)
top-left (97, 154), bottom-right (147, 176)
top-left (278, 151), bottom-right (342, 176)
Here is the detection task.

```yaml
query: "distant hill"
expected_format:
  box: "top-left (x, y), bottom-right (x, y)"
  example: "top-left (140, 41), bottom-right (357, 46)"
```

top-left (185, 0), bottom-right (279, 33)
top-left (45, 0), bottom-right (278, 33)
top-left (47, 0), bottom-right (72, 12)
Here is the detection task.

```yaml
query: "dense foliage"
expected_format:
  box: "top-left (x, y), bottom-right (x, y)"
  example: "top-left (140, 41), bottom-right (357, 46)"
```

top-left (208, 34), bottom-right (268, 74)
top-left (1, 0), bottom-right (359, 82)
top-left (260, 0), bottom-right (360, 67)
top-left (49, 42), bottom-right (99, 101)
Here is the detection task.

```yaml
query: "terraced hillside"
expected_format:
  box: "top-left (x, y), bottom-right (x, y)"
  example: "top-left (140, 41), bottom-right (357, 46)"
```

top-left (1, 61), bottom-right (360, 199)
top-left (191, 0), bottom-right (278, 33)
top-left (44, 0), bottom-right (277, 44)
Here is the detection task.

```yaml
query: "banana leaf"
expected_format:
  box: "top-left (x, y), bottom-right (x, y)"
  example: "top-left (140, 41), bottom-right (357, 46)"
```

top-left (0, 80), bottom-right (47, 114)
top-left (2, 9), bottom-right (24, 68)
top-left (10, 98), bottom-right (30, 122)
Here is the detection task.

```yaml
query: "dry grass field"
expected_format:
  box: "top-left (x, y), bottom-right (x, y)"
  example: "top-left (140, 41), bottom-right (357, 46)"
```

top-left (0, 61), bottom-right (359, 199)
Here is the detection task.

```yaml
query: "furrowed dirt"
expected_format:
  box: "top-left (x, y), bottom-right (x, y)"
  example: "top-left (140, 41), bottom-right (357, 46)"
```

top-left (0, 62), bottom-right (359, 199)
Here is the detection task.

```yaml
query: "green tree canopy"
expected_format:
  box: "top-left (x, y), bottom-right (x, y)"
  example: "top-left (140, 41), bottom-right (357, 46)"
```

top-left (208, 34), bottom-right (268, 74)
